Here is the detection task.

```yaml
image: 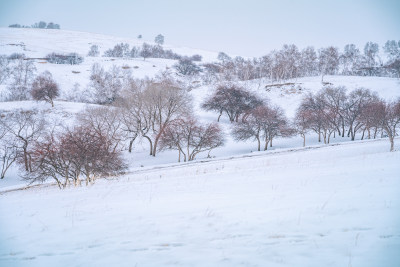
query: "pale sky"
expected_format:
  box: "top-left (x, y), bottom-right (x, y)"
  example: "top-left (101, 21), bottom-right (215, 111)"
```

top-left (0, 0), bottom-right (399, 57)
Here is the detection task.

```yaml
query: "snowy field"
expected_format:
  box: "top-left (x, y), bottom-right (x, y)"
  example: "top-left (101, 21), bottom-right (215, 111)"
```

top-left (0, 138), bottom-right (399, 267)
top-left (1, 28), bottom-right (400, 266)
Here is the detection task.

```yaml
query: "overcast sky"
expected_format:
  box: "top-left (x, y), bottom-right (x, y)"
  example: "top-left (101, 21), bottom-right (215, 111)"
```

top-left (0, 0), bottom-right (399, 57)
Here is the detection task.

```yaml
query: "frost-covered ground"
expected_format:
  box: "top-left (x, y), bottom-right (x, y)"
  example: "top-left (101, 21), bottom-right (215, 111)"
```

top-left (0, 28), bottom-right (400, 266)
top-left (0, 138), bottom-right (399, 267)
top-left (1, 28), bottom-right (400, 188)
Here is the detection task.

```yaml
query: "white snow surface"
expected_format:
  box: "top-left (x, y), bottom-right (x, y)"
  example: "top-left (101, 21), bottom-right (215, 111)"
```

top-left (0, 138), bottom-right (399, 267)
top-left (0, 27), bottom-right (219, 61)
top-left (0, 28), bottom-right (400, 266)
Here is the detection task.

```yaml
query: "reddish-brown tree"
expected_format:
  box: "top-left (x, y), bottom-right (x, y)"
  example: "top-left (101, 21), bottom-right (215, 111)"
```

top-left (31, 71), bottom-right (59, 107)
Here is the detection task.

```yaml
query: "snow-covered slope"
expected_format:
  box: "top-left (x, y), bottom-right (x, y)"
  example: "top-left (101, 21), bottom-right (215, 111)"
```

top-left (0, 27), bottom-right (218, 100)
top-left (1, 28), bottom-right (400, 189)
top-left (0, 27), bottom-right (219, 61)
top-left (0, 138), bottom-right (399, 267)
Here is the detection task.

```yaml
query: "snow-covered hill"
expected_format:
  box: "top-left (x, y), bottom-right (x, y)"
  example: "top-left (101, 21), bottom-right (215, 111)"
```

top-left (1, 138), bottom-right (399, 267)
top-left (1, 28), bottom-right (400, 189)
top-left (0, 26), bottom-right (400, 267)
top-left (0, 27), bottom-right (219, 61)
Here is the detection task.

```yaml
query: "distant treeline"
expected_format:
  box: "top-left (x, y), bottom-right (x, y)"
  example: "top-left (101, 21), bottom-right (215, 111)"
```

top-left (97, 43), bottom-right (202, 62)
top-left (9, 21), bottom-right (60, 29)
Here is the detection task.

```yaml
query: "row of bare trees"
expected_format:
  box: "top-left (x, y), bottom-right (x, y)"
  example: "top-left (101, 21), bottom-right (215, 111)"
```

top-left (202, 83), bottom-right (400, 152)
top-left (295, 87), bottom-right (400, 151)
top-left (101, 42), bottom-right (202, 62)
top-left (199, 41), bottom-right (400, 83)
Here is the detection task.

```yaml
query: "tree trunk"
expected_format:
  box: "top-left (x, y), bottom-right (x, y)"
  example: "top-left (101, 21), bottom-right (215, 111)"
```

top-left (143, 135), bottom-right (153, 156)
top-left (23, 149), bottom-right (29, 171)
top-left (264, 137), bottom-right (269, 151)
top-left (256, 136), bottom-right (261, 151)
top-left (390, 136), bottom-right (394, 152)
top-left (217, 111), bottom-right (222, 122)
top-left (361, 129), bottom-right (365, 140)
top-left (302, 134), bottom-right (306, 147)
top-left (342, 121), bottom-right (345, 137)
top-left (128, 139), bottom-right (134, 153)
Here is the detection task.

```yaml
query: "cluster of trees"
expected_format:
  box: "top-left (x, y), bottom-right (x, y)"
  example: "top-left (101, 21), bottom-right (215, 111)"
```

top-left (0, 54), bottom-right (60, 106)
top-left (114, 75), bottom-right (224, 158)
top-left (1, 72), bottom-right (398, 188)
top-left (9, 21), bottom-right (60, 29)
top-left (198, 41), bottom-right (400, 83)
top-left (87, 63), bottom-right (135, 104)
top-left (46, 52), bottom-right (84, 65)
top-left (202, 83), bottom-right (399, 152)
top-left (74, 72), bottom-right (225, 161)
top-left (294, 87), bottom-right (400, 151)
top-left (0, 55), bottom-right (37, 101)
top-left (202, 84), bottom-right (291, 151)
top-left (101, 42), bottom-right (202, 62)
top-left (0, 54), bottom-right (60, 104)
top-left (0, 75), bottom-right (227, 187)
top-left (173, 57), bottom-right (202, 76)
top-left (0, 108), bottom-right (125, 188)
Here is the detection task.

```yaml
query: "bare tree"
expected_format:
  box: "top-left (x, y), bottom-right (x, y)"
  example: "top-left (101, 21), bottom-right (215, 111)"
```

top-left (64, 125), bottom-right (126, 185)
top-left (115, 81), bottom-right (146, 153)
top-left (140, 43), bottom-right (152, 61)
top-left (373, 99), bottom-right (400, 151)
top-left (297, 93), bottom-right (327, 143)
top-left (141, 78), bottom-right (192, 156)
top-left (0, 121), bottom-right (19, 179)
top-left (8, 59), bottom-right (37, 101)
top-left (28, 124), bottom-right (126, 188)
top-left (358, 98), bottom-right (383, 140)
top-left (340, 44), bottom-right (362, 75)
top-left (218, 52), bottom-right (232, 62)
top-left (174, 57), bottom-right (201, 76)
top-left (0, 109), bottom-right (46, 172)
top-left (154, 34), bottom-right (165, 45)
top-left (77, 106), bottom-right (124, 153)
top-left (232, 105), bottom-right (291, 151)
top-left (0, 140), bottom-right (18, 179)
top-left (159, 117), bottom-right (224, 162)
top-left (294, 108), bottom-right (313, 147)
top-left (363, 42), bottom-right (380, 75)
top-left (87, 44), bottom-right (100, 57)
top-left (344, 88), bottom-right (378, 141)
top-left (31, 71), bottom-right (59, 107)
top-left (300, 46), bottom-right (318, 77)
top-left (318, 86), bottom-right (347, 138)
top-left (318, 46), bottom-right (339, 82)
top-left (202, 84), bottom-right (264, 122)
top-left (89, 63), bottom-right (122, 104)
top-left (0, 55), bottom-right (11, 84)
